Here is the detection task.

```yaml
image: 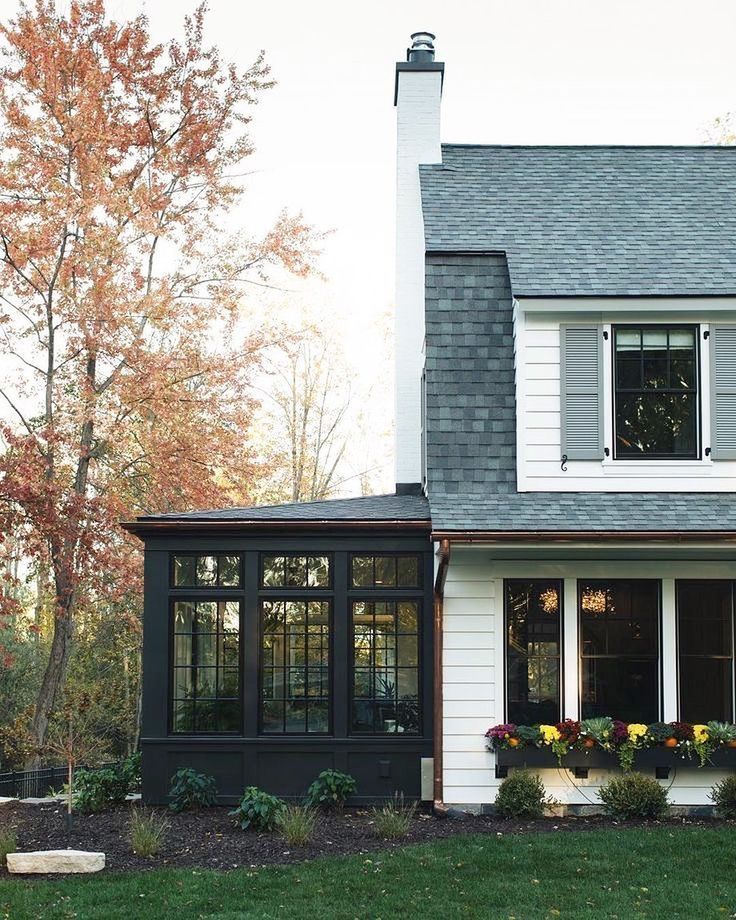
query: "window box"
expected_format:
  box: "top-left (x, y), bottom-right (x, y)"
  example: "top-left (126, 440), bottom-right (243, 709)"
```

top-left (495, 745), bottom-right (736, 775)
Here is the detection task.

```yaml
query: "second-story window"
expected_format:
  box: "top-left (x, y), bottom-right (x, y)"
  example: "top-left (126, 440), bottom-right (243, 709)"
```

top-left (613, 325), bottom-right (698, 459)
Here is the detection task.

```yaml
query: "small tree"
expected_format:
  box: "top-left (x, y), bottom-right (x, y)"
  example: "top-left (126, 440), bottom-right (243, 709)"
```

top-left (44, 691), bottom-right (107, 832)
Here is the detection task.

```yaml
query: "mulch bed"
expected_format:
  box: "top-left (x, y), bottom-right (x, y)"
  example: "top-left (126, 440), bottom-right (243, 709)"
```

top-left (0, 801), bottom-right (730, 876)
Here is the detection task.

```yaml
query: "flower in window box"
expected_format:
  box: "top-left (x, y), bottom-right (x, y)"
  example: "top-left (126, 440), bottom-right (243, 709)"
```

top-left (539, 724), bottom-right (561, 745)
top-left (627, 723), bottom-right (648, 742)
top-left (692, 724), bottom-right (709, 744)
top-left (690, 724), bottom-right (716, 767)
top-left (671, 721), bottom-right (694, 743)
top-left (484, 723), bottom-right (518, 751)
top-left (517, 724), bottom-right (542, 747)
top-left (706, 721), bottom-right (736, 748)
top-left (580, 716), bottom-right (613, 749)
top-left (646, 722), bottom-right (676, 746)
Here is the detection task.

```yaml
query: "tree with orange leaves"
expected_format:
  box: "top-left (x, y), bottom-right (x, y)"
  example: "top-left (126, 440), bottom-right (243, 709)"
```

top-left (0, 0), bottom-right (320, 760)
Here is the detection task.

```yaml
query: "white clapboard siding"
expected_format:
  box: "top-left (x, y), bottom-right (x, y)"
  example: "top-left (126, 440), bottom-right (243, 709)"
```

top-left (519, 316), bottom-right (736, 490)
top-left (442, 551), bottom-right (497, 803)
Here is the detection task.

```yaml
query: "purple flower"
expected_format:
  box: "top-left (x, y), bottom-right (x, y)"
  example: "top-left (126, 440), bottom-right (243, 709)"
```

top-left (611, 720), bottom-right (629, 744)
top-left (485, 723), bottom-right (517, 740)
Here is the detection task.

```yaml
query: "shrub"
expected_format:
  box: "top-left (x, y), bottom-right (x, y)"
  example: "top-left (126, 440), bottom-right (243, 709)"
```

top-left (230, 786), bottom-right (285, 831)
top-left (710, 775), bottom-right (736, 819)
top-left (168, 768), bottom-right (218, 813)
top-left (121, 752), bottom-right (142, 791)
top-left (598, 772), bottom-right (669, 819)
top-left (75, 766), bottom-right (129, 814)
top-left (0, 830), bottom-right (17, 867)
top-left (279, 804), bottom-right (316, 845)
top-left (129, 808), bottom-right (168, 857)
top-left (305, 770), bottom-right (356, 809)
top-left (494, 770), bottom-right (549, 819)
top-left (370, 793), bottom-right (416, 839)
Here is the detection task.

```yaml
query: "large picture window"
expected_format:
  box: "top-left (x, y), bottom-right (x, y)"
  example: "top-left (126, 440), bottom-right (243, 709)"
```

top-left (678, 581), bottom-right (734, 723)
top-left (172, 600), bottom-right (241, 732)
top-left (352, 600), bottom-right (420, 734)
top-left (260, 600), bottom-right (330, 733)
top-left (579, 580), bottom-right (660, 722)
top-left (505, 580), bottom-right (561, 724)
top-left (613, 325), bottom-right (698, 459)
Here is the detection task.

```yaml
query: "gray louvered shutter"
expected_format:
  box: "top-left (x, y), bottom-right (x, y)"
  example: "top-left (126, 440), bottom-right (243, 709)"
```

top-left (710, 325), bottom-right (736, 459)
top-left (560, 324), bottom-right (604, 460)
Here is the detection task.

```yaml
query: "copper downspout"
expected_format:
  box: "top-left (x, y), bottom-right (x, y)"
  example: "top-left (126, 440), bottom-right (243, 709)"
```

top-left (433, 538), bottom-right (451, 815)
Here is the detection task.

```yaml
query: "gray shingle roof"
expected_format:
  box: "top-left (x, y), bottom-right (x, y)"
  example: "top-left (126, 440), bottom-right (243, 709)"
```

top-left (134, 493), bottom-right (430, 523)
top-left (420, 145), bottom-right (736, 297)
top-left (430, 492), bottom-right (736, 533)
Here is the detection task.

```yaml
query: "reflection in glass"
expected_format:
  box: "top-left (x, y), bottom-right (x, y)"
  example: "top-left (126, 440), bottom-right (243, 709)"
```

top-left (614, 326), bottom-right (698, 458)
top-left (505, 581), bottom-right (561, 725)
top-left (172, 600), bottom-right (241, 733)
top-left (579, 580), bottom-right (659, 722)
top-left (678, 581), bottom-right (734, 723)
top-left (351, 600), bottom-right (420, 734)
top-left (259, 600), bottom-right (330, 733)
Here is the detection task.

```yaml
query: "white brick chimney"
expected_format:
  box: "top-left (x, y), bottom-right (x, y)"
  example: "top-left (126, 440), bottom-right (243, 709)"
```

top-left (394, 32), bottom-right (443, 493)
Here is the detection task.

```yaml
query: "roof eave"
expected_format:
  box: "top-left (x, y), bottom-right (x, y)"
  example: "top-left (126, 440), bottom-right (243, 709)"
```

top-left (122, 518), bottom-right (431, 538)
top-left (431, 529), bottom-right (736, 544)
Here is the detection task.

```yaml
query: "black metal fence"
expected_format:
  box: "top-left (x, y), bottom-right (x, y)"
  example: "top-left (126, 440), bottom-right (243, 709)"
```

top-left (0, 762), bottom-right (119, 800)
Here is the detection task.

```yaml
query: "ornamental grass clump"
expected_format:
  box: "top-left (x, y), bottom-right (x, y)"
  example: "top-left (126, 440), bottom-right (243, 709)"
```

top-left (709, 775), bottom-right (736, 819)
top-left (370, 793), bottom-right (416, 839)
top-left (494, 770), bottom-right (550, 819)
top-left (168, 768), bottom-right (218, 812)
top-left (279, 805), bottom-right (317, 846)
top-left (598, 772), bottom-right (669, 820)
top-left (129, 808), bottom-right (169, 857)
top-left (0, 830), bottom-right (17, 867)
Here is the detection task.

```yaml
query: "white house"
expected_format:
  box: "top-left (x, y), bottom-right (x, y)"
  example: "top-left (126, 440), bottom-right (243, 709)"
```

top-left (126, 34), bottom-right (736, 810)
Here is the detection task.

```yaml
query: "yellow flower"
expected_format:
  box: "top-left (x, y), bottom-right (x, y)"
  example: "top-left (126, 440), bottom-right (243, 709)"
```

top-left (693, 724), bottom-right (709, 744)
top-left (540, 724), bottom-right (561, 744)
top-left (627, 723), bottom-right (648, 741)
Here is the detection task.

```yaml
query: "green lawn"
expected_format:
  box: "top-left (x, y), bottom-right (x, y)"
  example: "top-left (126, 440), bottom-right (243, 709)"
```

top-left (1, 827), bottom-right (735, 919)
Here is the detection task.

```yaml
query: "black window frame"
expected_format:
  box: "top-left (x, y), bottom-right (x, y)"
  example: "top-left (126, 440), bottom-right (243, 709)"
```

top-left (258, 597), bottom-right (333, 736)
top-left (504, 579), bottom-right (563, 725)
top-left (259, 552), bottom-right (333, 590)
top-left (612, 323), bottom-right (700, 461)
top-left (170, 552), bottom-right (243, 589)
top-left (169, 596), bottom-right (243, 735)
top-left (349, 552), bottom-right (423, 590)
top-left (676, 580), bottom-right (735, 723)
top-left (348, 555), bottom-right (423, 736)
top-left (578, 579), bottom-right (662, 723)
top-left (349, 597), bottom-right (423, 736)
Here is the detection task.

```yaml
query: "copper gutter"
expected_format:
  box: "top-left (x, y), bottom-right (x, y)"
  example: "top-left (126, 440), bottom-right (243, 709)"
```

top-left (431, 530), bottom-right (736, 544)
top-left (433, 538), bottom-right (451, 816)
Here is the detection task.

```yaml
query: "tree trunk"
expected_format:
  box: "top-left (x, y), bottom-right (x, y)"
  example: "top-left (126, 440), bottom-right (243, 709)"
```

top-left (133, 642), bottom-right (143, 751)
top-left (26, 599), bottom-right (74, 767)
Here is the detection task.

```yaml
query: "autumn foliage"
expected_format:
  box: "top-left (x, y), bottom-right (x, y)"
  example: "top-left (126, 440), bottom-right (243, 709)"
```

top-left (0, 0), bottom-right (320, 756)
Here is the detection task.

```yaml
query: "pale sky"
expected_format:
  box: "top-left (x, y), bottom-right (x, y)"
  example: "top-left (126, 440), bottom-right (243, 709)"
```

top-left (6, 0), bottom-right (736, 494)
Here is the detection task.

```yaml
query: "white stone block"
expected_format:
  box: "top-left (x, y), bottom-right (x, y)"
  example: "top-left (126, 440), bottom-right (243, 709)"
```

top-left (7, 849), bottom-right (105, 874)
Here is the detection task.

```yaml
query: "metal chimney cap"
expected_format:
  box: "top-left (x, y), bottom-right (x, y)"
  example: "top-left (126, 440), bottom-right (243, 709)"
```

top-left (407, 32), bottom-right (436, 63)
